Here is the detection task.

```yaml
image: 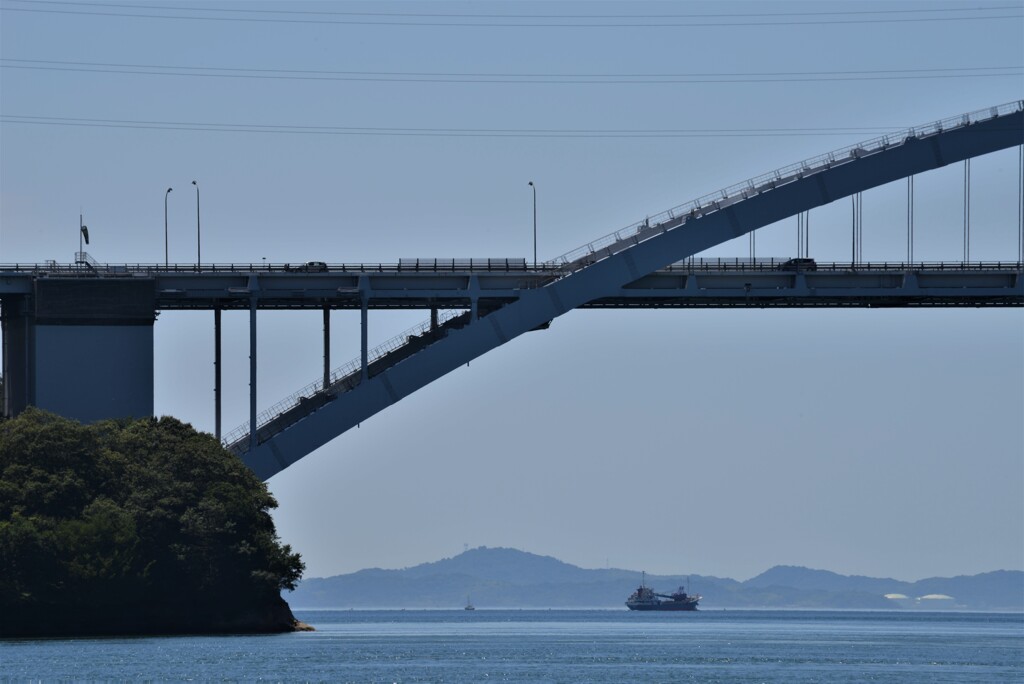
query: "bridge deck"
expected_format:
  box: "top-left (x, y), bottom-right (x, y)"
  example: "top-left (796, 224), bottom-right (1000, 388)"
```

top-left (1, 261), bottom-right (1020, 309)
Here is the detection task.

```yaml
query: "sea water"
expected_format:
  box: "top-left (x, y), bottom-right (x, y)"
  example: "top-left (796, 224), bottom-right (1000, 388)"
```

top-left (1, 610), bottom-right (1021, 682)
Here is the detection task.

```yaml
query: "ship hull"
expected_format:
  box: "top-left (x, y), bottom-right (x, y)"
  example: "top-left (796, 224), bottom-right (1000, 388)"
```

top-left (626, 602), bottom-right (698, 611)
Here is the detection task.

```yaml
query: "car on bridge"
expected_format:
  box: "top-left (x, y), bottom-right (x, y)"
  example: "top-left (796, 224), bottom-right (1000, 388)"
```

top-left (777, 258), bottom-right (817, 272)
top-left (286, 261), bottom-right (328, 272)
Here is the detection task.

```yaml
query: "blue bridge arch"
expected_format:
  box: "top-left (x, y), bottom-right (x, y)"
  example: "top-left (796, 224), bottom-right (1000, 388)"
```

top-left (236, 102), bottom-right (1024, 480)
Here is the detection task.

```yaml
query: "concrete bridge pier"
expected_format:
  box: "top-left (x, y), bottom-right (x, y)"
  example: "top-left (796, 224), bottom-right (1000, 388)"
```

top-left (1, 279), bottom-right (156, 422)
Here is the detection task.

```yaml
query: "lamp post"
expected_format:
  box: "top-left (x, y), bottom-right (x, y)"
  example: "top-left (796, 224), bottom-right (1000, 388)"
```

top-left (192, 180), bottom-right (201, 269)
top-left (528, 181), bottom-right (536, 268)
top-left (164, 187), bottom-right (173, 268)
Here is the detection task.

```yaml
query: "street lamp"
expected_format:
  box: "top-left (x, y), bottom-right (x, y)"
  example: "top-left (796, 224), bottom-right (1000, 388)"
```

top-left (528, 181), bottom-right (536, 268)
top-left (164, 187), bottom-right (173, 268)
top-left (192, 180), bottom-right (201, 269)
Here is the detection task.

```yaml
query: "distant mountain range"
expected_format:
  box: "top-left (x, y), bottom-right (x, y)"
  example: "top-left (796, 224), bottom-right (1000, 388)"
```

top-left (288, 547), bottom-right (1023, 612)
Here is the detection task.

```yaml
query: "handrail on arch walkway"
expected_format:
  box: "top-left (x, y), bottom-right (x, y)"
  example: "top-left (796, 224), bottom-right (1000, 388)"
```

top-left (544, 100), bottom-right (1024, 274)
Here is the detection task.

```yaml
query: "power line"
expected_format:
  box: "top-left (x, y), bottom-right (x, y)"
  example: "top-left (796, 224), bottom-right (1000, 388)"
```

top-left (0, 114), bottom-right (919, 139)
top-left (8, 58), bottom-right (1018, 79)
top-left (9, 0), bottom-right (1022, 20)
top-left (2, 59), bottom-right (1019, 85)
top-left (2, 3), bottom-right (1021, 28)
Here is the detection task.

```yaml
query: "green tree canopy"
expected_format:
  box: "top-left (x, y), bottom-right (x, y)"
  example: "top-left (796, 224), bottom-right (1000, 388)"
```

top-left (0, 408), bottom-right (304, 636)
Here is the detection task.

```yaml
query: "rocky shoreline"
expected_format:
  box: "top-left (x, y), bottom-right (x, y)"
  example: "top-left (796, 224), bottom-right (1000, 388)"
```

top-left (2, 597), bottom-right (314, 638)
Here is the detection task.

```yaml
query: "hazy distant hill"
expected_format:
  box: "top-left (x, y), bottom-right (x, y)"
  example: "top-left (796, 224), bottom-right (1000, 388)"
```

top-left (742, 566), bottom-right (1023, 611)
top-left (289, 547), bottom-right (1023, 611)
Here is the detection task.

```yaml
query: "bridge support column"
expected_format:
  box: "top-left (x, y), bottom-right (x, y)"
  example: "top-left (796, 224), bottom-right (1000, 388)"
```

top-left (360, 296), bottom-right (368, 381)
top-left (0, 295), bottom-right (31, 418)
top-left (323, 305), bottom-right (330, 390)
top-left (469, 276), bottom-right (480, 320)
top-left (249, 296), bottom-right (257, 449)
top-left (214, 307), bottom-right (222, 440)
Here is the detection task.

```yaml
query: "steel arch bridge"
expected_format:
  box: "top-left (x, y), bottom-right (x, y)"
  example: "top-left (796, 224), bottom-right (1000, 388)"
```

top-left (228, 101), bottom-right (1024, 480)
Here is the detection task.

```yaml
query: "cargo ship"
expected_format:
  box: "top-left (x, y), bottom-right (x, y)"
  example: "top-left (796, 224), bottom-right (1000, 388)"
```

top-left (625, 573), bottom-right (700, 611)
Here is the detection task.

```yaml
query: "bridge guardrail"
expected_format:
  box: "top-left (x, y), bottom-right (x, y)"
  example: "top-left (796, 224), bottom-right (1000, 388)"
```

top-left (4, 259), bottom-right (1022, 278)
top-left (2, 260), bottom-right (1021, 293)
top-left (0, 260), bottom-right (556, 275)
top-left (661, 259), bottom-right (1024, 273)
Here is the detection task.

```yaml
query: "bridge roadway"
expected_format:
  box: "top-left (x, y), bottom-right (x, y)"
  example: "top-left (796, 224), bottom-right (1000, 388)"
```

top-left (1, 259), bottom-right (1021, 309)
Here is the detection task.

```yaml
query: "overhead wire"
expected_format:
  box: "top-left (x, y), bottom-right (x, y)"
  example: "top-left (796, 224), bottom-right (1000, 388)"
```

top-left (6, 59), bottom-right (1019, 79)
top-left (2, 59), bottom-right (1015, 84)
top-left (0, 114), bottom-right (919, 138)
top-left (2, 59), bottom-right (1020, 84)
top-left (2, 1), bottom-right (1021, 27)
top-left (9, 0), bottom-right (1024, 20)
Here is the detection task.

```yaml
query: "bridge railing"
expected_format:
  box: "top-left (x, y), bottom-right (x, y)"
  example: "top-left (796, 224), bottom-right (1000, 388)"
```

top-left (0, 260), bottom-right (557, 275)
top-left (542, 100), bottom-right (1024, 274)
top-left (664, 258), bottom-right (1024, 273)
top-left (3, 259), bottom-right (1020, 282)
top-left (222, 308), bottom-right (465, 449)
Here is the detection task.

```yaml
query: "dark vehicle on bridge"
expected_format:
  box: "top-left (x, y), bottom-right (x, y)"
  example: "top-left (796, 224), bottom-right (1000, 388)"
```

top-left (777, 258), bottom-right (817, 272)
top-left (286, 261), bottom-right (328, 272)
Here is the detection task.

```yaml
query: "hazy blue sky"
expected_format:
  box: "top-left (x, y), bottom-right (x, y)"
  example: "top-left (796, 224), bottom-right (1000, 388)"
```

top-left (1, 1), bottom-right (1022, 581)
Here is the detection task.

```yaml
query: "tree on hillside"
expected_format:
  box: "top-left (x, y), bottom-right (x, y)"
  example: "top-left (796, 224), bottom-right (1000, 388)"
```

top-left (0, 408), bottom-right (304, 636)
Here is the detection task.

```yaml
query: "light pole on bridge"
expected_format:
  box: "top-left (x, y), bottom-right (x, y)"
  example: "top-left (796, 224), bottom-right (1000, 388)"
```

top-left (192, 180), bottom-right (201, 269)
top-left (164, 187), bottom-right (173, 268)
top-left (528, 181), bottom-right (536, 268)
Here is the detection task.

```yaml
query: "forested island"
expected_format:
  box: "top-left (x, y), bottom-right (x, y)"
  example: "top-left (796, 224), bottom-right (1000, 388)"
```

top-left (0, 408), bottom-right (305, 637)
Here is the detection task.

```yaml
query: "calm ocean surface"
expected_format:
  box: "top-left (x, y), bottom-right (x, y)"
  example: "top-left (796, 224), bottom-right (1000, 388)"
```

top-left (2, 610), bottom-right (1021, 682)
